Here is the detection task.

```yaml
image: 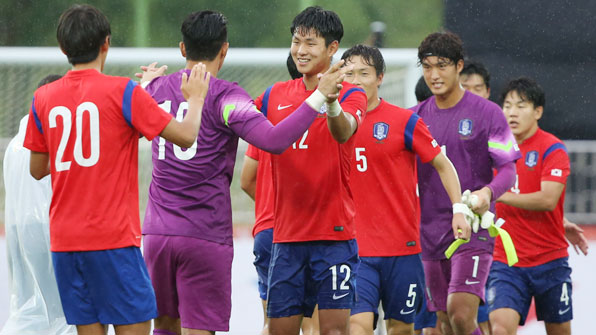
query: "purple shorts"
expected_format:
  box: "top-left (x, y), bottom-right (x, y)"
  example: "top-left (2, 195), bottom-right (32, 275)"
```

top-left (422, 248), bottom-right (492, 312)
top-left (143, 235), bottom-right (233, 331)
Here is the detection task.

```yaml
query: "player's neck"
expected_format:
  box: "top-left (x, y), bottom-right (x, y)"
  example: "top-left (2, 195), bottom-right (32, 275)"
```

top-left (515, 124), bottom-right (539, 144)
top-left (367, 95), bottom-right (381, 112)
top-left (434, 86), bottom-right (465, 109)
top-left (302, 73), bottom-right (320, 91)
top-left (71, 58), bottom-right (103, 72)
top-left (185, 60), bottom-right (219, 78)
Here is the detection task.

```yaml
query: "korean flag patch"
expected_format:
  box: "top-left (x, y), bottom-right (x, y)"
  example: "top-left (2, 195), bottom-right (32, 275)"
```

top-left (551, 169), bottom-right (563, 177)
top-left (458, 119), bottom-right (473, 136)
top-left (373, 122), bottom-right (389, 141)
top-left (525, 150), bottom-right (538, 168)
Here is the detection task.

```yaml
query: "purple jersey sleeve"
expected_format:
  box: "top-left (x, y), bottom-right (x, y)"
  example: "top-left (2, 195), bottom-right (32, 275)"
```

top-left (487, 107), bottom-right (521, 167)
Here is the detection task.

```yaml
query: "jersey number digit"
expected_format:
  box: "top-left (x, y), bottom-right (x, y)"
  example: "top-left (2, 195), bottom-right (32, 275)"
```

top-left (49, 103), bottom-right (100, 171)
top-left (157, 100), bottom-right (197, 160)
top-left (355, 147), bottom-right (367, 172)
top-left (406, 283), bottom-right (417, 308)
top-left (471, 255), bottom-right (479, 278)
top-left (560, 282), bottom-right (569, 305)
top-left (329, 264), bottom-right (351, 290)
top-left (292, 130), bottom-right (309, 150)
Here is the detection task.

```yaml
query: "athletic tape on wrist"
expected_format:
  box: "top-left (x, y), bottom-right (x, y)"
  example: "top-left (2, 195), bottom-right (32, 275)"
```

top-left (452, 203), bottom-right (469, 214)
top-left (326, 100), bottom-right (342, 117)
top-left (305, 89), bottom-right (327, 111)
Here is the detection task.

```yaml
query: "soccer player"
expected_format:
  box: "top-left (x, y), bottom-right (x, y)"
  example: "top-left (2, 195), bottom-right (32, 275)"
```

top-left (255, 6), bottom-right (367, 335)
top-left (140, 10), bottom-right (343, 335)
top-left (23, 5), bottom-right (210, 335)
top-left (460, 61), bottom-right (491, 99)
top-left (412, 32), bottom-right (521, 335)
top-left (2, 74), bottom-right (75, 335)
top-left (240, 51), bottom-right (320, 335)
top-left (488, 77), bottom-right (580, 335)
top-left (342, 44), bottom-right (468, 335)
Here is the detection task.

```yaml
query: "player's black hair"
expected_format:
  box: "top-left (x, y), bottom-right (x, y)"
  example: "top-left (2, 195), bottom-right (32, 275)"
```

top-left (417, 32), bottom-right (464, 65)
top-left (181, 10), bottom-right (228, 61)
top-left (461, 60), bottom-right (491, 89)
top-left (290, 6), bottom-right (343, 46)
top-left (56, 4), bottom-right (111, 65)
top-left (415, 76), bottom-right (433, 102)
top-left (500, 77), bottom-right (546, 108)
top-left (286, 52), bottom-right (302, 79)
top-left (341, 44), bottom-right (386, 76)
top-left (37, 74), bottom-right (62, 88)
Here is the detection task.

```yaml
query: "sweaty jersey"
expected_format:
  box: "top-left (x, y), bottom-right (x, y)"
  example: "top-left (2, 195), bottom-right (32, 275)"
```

top-left (351, 99), bottom-right (441, 257)
top-left (143, 70), bottom-right (266, 246)
top-left (245, 144), bottom-right (275, 237)
top-left (494, 128), bottom-right (570, 267)
top-left (412, 91), bottom-right (521, 260)
top-left (23, 69), bottom-right (172, 252)
top-left (256, 78), bottom-right (367, 242)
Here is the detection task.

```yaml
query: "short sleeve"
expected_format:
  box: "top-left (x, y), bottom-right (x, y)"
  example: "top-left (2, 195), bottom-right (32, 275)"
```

top-left (245, 144), bottom-right (260, 161)
top-left (411, 116), bottom-right (441, 163)
top-left (129, 82), bottom-right (173, 140)
top-left (23, 96), bottom-right (48, 153)
top-left (339, 84), bottom-right (367, 126)
top-left (541, 143), bottom-right (570, 183)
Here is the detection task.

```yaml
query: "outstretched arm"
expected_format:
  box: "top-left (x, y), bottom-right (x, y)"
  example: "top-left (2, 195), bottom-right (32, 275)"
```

top-left (563, 217), bottom-right (589, 256)
top-left (471, 161), bottom-right (516, 214)
top-left (430, 152), bottom-right (470, 240)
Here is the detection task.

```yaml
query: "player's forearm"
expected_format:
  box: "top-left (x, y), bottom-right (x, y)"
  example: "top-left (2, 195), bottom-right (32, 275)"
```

top-left (431, 153), bottom-right (463, 205)
top-left (498, 191), bottom-right (556, 211)
top-left (327, 111), bottom-right (357, 143)
top-left (486, 161), bottom-right (516, 201)
top-left (161, 97), bottom-right (205, 148)
top-left (242, 99), bottom-right (319, 154)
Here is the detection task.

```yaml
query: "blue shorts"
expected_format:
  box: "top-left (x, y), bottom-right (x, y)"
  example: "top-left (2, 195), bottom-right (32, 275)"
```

top-left (487, 257), bottom-right (572, 325)
top-left (351, 254), bottom-right (425, 324)
top-left (477, 293), bottom-right (489, 323)
top-left (52, 246), bottom-right (157, 325)
top-left (267, 240), bottom-right (359, 318)
top-left (253, 228), bottom-right (274, 301)
top-left (414, 292), bottom-right (437, 330)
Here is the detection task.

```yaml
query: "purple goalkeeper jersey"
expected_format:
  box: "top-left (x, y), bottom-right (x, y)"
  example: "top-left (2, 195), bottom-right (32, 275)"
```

top-left (142, 70), bottom-right (266, 245)
top-left (412, 91), bottom-right (521, 260)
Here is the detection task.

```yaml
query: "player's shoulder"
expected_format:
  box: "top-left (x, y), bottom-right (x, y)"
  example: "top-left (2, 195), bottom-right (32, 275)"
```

top-left (270, 77), bottom-right (303, 93)
top-left (378, 99), bottom-right (415, 120)
top-left (465, 91), bottom-right (502, 114)
top-left (338, 82), bottom-right (366, 102)
top-left (410, 96), bottom-right (436, 115)
top-left (536, 128), bottom-right (567, 152)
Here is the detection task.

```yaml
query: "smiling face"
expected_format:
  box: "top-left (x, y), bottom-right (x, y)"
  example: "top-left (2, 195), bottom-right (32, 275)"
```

top-left (290, 28), bottom-right (337, 77)
top-left (502, 90), bottom-right (543, 142)
top-left (421, 56), bottom-right (463, 99)
top-left (344, 55), bottom-right (383, 110)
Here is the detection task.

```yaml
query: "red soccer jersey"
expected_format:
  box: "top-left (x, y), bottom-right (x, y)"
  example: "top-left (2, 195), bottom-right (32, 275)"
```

top-left (255, 78), bottom-right (367, 242)
top-left (23, 69), bottom-right (172, 252)
top-left (494, 128), bottom-right (570, 267)
top-left (350, 99), bottom-right (441, 256)
top-left (245, 144), bottom-right (275, 237)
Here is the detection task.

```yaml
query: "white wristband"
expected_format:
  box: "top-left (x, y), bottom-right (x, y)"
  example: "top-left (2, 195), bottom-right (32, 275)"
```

top-left (326, 100), bottom-right (342, 117)
top-left (452, 203), bottom-right (469, 215)
top-left (305, 89), bottom-right (327, 111)
top-left (140, 80), bottom-right (150, 89)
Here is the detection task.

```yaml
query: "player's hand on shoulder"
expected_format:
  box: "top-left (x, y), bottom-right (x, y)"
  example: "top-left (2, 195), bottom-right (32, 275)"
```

top-left (181, 63), bottom-right (211, 101)
top-left (136, 62), bottom-right (168, 87)
top-left (470, 187), bottom-right (492, 214)
top-left (317, 59), bottom-right (352, 102)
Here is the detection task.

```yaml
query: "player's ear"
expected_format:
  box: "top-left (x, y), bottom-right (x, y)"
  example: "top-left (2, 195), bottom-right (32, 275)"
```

top-left (179, 42), bottom-right (186, 58)
top-left (220, 42), bottom-right (229, 60)
top-left (100, 35), bottom-right (110, 52)
top-left (377, 72), bottom-right (384, 88)
top-left (456, 59), bottom-right (464, 74)
top-left (327, 40), bottom-right (339, 57)
top-left (534, 105), bottom-right (544, 121)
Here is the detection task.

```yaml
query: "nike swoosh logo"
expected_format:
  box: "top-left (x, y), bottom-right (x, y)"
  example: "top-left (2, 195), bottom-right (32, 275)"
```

top-left (558, 307), bottom-right (570, 315)
top-left (332, 292), bottom-right (349, 300)
top-left (465, 279), bottom-right (480, 285)
top-left (277, 104), bottom-right (293, 110)
top-left (400, 309), bottom-right (415, 315)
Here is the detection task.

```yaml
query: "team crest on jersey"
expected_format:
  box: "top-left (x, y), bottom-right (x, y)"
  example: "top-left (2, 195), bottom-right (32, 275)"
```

top-left (373, 122), bottom-right (389, 141)
top-left (458, 119), bottom-right (473, 136)
top-left (525, 150), bottom-right (539, 167)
